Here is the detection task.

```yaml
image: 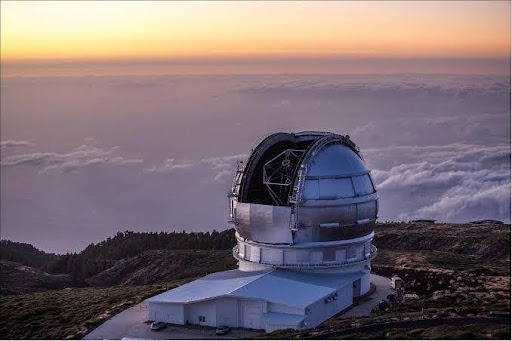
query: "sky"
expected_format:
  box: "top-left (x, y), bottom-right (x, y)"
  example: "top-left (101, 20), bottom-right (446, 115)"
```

top-left (1, 1), bottom-right (510, 60)
top-left (0, 1), bottom-right (511, 253)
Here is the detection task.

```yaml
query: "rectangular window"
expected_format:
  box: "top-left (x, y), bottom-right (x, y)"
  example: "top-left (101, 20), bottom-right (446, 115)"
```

top-left (199, 316), bottom-right (205, 322)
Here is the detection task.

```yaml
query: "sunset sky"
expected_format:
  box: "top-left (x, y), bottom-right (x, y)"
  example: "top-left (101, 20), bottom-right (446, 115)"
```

top-left (1, 1), bottom-right (510, 253)
top-left (1, 1), bottom-right (510, 61)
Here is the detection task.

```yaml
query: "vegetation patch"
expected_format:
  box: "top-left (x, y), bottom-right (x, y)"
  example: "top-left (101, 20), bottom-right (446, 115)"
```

top-left (0, 282), bottom-right (184, 339)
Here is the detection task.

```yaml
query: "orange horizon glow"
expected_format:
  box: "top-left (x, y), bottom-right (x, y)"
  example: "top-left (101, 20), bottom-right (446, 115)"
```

top-left (1, 1), bottom-right (510, 62)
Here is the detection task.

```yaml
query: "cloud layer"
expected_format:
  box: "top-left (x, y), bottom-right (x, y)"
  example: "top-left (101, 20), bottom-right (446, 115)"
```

top-left (238, 76), bottom-right (511, 100)
top-left (1, 140), bottom-right (34, 149)
top-left (144, 158), bottom-right (194, 174)
top-left (366, 144), bottom-right (510, 222)
top-left (1, 73), bottom-right (509, 253)
top-left (1, 143), bottom-right (142, 174)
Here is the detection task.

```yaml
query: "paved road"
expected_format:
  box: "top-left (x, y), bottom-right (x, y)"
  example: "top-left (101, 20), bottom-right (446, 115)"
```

top-left (83, 302), bottom-right (261, 340)
top-left (84, 274), bottom-right (391, 340)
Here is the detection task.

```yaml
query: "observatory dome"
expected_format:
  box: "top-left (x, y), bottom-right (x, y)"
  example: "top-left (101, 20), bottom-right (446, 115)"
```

top-left (146, 131), bottom-right (380, 333)
top-left (229, 131), bottom-right (378, 246)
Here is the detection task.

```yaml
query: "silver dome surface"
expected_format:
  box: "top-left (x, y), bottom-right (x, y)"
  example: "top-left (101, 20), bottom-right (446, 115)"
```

top-left (306, 144), bottom-right (368, 177)
top-left (230, 131), bottom-right (378, 245)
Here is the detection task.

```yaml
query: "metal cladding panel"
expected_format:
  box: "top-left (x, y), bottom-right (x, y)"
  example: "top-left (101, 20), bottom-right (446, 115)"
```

top-left (310, 251), bottom-right (322, 263)
top-left (250, 245), bottom-right (261, 263)
top-left (335, 249), bottom-right (346, 262)
top-left (317, 224), bottom-right (374, 242)
top-left (301, 190), bottom-right (378, 206)
top-left (283, 250), bottom-right (296, 264)
top-left (294, 207), bottom-right (375, 243)
top-left (303, 180), bottom-right (320, 200)
top-left (298, 205), bottom-right (357, 227)
top-left (283, 249), bottom-right (310, 264)
top-left (261, 248), bottom-right (283, 265)
top-left (251, 204), bottom-right (293, 244)
top-left (353, 174), bottom-right (375, 196)
top-left (318, 178), bottom-right (355, 199)
top-left (235, 202), bottom-right (293, 244)
top-left (357, 201), bottom-right (377, 220)
top-left (306, 144), bottom-right (368, 177)
top-left (244, 244), bottom-right (252, 259)
top-left (235, 202), bottom-right (252, 240)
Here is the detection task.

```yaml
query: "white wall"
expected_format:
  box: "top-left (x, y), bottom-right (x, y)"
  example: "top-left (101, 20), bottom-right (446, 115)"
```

top-left (250, 245), bottom-right (261, 263)
top-left (360, 270), bottom-right (371, 294)
top-left (303, 284), bottom-right (353, 328)
top-left (184, 300), bottom-right (217, 327)
top-left (261, 248), bottom-right (283, 265)
top-left (216, 297), bottom-right (239, 327)
top-left (240, 299), bottom-right (265, 330)
top-left (149, 302), bottom-right (185, 324)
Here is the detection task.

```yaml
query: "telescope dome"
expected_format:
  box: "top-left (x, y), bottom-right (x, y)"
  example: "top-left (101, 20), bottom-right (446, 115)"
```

top-left (230, 131), bottom-right (378, 245)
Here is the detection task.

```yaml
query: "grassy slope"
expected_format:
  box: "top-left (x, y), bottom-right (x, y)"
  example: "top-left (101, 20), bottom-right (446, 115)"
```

top-left (0, 283), bottom-right (181, 340)
top-left (0, 260), bottom-right (74, 294)
top-left (0, 249), bottom-right (239, 340)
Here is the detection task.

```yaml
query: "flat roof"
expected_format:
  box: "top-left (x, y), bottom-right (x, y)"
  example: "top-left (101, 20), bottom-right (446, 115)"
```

top-left (146, 269), bottom-right (270, 304)
top-left (146, 268), bottom-right (364, 308)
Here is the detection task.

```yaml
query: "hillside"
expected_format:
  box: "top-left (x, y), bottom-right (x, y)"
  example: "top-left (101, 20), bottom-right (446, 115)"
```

top-left (86, 249), bottom-right (236, 286)
top-left (0, 240), bottom-right (59, 269)
top-left (374, 221), bottom-right (510, 262)
top-left (44, 229), bottom-right (236, 283)
top-left (0, 221), bottom-right (510, 339)
top-left (0, 260), bottom-right (74, 294)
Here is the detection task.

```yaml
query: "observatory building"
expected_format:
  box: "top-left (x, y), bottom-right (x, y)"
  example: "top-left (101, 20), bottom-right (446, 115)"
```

top-left (146, 131), bottom-right (378, 332)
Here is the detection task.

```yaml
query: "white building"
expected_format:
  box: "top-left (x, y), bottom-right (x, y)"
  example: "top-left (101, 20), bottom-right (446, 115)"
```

top-left (146, 132), bottom-right (379, 332)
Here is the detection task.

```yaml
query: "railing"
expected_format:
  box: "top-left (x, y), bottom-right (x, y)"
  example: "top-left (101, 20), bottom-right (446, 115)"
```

top-left (232, 245), bottom-right (377, 269)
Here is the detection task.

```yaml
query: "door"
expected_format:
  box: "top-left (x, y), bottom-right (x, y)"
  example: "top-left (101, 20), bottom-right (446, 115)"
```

top-left (352, 279), bottom-right (361, 297)
top-left (242, 300), bottom-right (262, 329)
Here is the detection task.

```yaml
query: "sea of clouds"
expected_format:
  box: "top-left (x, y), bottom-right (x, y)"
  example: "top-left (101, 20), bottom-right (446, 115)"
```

top-left (1, 74), bottom-right (510, 253)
